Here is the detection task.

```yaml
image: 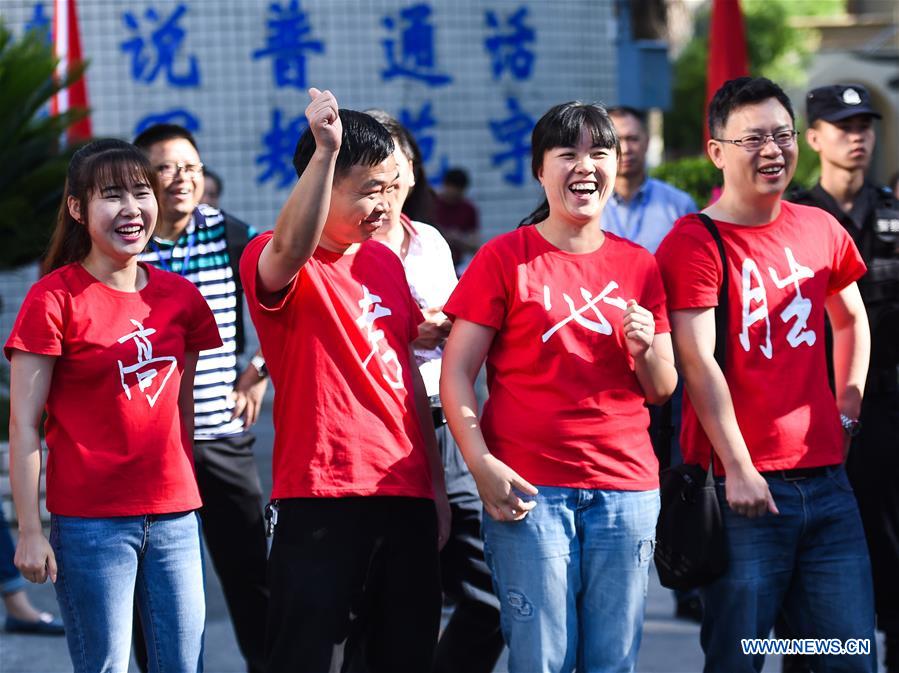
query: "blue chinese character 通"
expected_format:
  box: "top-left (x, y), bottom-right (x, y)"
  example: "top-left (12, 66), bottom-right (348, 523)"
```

top-left (484, 6), bottom-right (536, 81)
top-left (381, 4), bottom-right (452, 87)
top-left (399, 102), bottom-right (449, 185)
top-left (120, 4), bottom-right (200, 87)
top-left (489, 97), bottom-right (534, 186)
top-left (134, 109), bottom-right (201, 136)
top-left (252, 0), bottom-right (324, 89)
top-left (257, 108), bottom-right (309, 189)
top-left (25, 2), bottom-right (51, 44)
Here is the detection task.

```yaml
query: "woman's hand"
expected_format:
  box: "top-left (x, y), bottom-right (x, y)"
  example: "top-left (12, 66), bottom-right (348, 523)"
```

top-left (469, 453), bottom-right (538, 522)
top-left (623, 299), bottom-right (655, 357)
top-left (14, 530), bottom-right (56, 584)
top-left (414, 306), bottom-right (452, 350)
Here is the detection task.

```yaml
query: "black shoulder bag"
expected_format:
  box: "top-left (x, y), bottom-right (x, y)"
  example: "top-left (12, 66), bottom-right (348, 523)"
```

top-left (654, 213), bottom-right (729, 591)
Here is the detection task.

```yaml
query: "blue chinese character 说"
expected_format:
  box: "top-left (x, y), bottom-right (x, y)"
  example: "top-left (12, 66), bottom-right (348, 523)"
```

top-left (134, 109), bottom-right (201, 136)
top-left (257, 108), bottom-right (309, 189)
top-left (381, 4), bottom-right (452, 87)
top-left (253, 0), bottom-right (325, 89)
top-left (484, 6), bottom-right (536, 81)
top-left (25, 2), bottom-right (51, 44)
top-left (120, 4), bottom-right (200, 87)
top-left (399, 102), bottom-right (449, 184)
top-left (489, 97), bottom-right (534, 186)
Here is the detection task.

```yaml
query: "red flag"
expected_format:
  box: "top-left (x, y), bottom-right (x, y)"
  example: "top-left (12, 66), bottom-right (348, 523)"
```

top-left (705, 0), bottom-right (749, 142)
top-left (51, 0), bottom-right (92, 142)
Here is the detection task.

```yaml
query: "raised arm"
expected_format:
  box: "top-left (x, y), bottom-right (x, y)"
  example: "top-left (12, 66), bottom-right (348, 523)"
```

top-left (8, 351), bottom-right (57, 583)
top-left (670, 308), bottom-right (778, 517)
top-left (824, 281), bottom-right (870, 451)
top-left (440, 319), bottom-right (538, 522)
top-left (256, 88), bottom-right (342, 293)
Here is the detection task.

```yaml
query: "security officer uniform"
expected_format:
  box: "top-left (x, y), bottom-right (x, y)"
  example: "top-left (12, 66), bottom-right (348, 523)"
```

top-left (790, 83), bottom-right (899, 671)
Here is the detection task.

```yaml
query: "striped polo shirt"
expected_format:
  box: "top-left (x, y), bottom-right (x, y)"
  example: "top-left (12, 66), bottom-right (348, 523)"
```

top-left (139, 204), bottom-right (256, 440)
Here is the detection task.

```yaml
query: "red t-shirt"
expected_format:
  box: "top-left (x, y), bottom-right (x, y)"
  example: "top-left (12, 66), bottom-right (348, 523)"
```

top-left (655, 202), bottom-right (867, 471)
top-left (4, 263), bottom-right (220, 517)
top-left (444, 225), bottom-right (670, 490)
top-left (240, 233), bottom-right (432, 500)
top-left (433, 194), bottom-right (479, 233)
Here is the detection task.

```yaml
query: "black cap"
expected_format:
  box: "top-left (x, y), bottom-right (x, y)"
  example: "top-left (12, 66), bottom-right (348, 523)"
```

top-left (806, 84), bottom-right (881, 125)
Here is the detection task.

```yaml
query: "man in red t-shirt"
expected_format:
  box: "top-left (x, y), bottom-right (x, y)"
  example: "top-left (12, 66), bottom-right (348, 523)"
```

top-left (432, 167), bottom-right (480, 270)
top-left (240, 88), bottom-right (449, 673)
top-left (656, 77), bottom-right (876, 673)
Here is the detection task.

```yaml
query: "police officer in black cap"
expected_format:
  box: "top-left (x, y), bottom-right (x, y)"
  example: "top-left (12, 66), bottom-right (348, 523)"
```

top-left (791, 83), bottom-right (899, 673)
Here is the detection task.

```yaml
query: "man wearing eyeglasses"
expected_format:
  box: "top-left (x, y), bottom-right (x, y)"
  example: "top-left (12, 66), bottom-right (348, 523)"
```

top-left (656, 77), bottom-right (875, 673)
top-left (133, 125), bottom-right (269, 673)
top-left (790, 84), bottom-right (899, 673)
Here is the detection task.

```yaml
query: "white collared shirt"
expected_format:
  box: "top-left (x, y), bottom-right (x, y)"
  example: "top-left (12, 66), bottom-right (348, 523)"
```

top-left (380, 217), bottom-right (458, 397)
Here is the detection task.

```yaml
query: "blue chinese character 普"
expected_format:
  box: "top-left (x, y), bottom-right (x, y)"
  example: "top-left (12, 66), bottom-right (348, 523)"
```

top-left (257, 108), bottom-right (309, 189)
top-left (399, 102), bottom-right (449, 184)
top-left (489, 97), bottom-right (534, 186)
top-left (381, 4), bottom-right (452, 87)
top-left (120, 4), bottom-right (200, 87)
top-left (253, 0), bottom-right (324, 89)
top-left (134, 109), bottom-right (201, 136)
top-left (484, 6), bottom-right (536, 81)
top-left (25, 2), bottom-right (51, 44)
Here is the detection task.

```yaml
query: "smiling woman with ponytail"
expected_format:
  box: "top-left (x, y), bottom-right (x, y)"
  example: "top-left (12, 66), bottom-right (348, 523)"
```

top-left (5, 139), bottom-right (220, 673)
top-left (440, 101), bottom-right (677, 673)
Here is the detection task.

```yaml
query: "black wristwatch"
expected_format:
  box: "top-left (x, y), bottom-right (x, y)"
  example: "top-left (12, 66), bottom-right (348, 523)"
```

top-left (840, 413), bottom-right (861, 437)
top-left (250, 354), bottom-right (269, 379)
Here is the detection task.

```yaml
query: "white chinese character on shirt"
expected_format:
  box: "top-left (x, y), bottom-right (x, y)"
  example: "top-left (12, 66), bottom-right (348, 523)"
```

top-left (768, 247), bottom-right (816, 348)
top-left (541, 281), bottom-right (628, 343)
top-left (356, 285), bottom-right (403, 389)
top-left (738, 247), bottom-right (816, 359)
top-left (116, 319), bottom-right (177, 407)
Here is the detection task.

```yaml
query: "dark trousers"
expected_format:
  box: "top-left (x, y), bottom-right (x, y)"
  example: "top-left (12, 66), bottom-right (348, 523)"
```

top-left (265, 496), bottom-right (441, 673)
top-left (433, 420), bottom-right (504, 673)
top-left (135, 433), bottom-right (269, 673)
top-left (849, 391), bottom-right (899, 670)
top-left (778, 390), bottom-right (899, 673)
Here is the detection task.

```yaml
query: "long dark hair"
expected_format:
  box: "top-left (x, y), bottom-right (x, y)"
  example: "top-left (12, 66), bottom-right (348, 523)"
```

top-left (364, 109), bottom-right (434, 222)
top-left (519, 101), bottom-right (620, 227)
top-left (43, 140), bottom-right (159, 274)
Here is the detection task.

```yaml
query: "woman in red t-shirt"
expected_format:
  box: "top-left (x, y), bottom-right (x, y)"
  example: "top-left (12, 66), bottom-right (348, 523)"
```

top-left (440, 103), bottom-right (678, 673)
top-left (5, 140), bottom-right (220, 673)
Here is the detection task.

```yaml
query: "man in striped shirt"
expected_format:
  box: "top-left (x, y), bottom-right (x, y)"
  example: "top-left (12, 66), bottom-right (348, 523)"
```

top-left (135, 125), bottom-right (269, 673)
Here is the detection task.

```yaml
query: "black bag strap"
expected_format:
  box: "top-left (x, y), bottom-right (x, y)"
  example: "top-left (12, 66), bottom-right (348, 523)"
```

top-left (696, 213), bottom-right (729, 480)
top-left (696, 214), bottom-right (729, 369)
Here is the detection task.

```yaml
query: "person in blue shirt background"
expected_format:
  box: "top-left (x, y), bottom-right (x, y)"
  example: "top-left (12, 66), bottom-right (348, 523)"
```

top-left (601, 106), bottom-right (697, 254)
top-left (602, 105), bottom-right (702, 623)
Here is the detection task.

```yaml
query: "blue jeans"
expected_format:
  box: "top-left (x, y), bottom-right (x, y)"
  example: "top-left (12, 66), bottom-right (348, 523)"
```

top-left (701, 466), bottom-right (877, 673)
top-left (0, 507), bottom-right (27, 596)
top-left (50, 512), bottom-right (205, 673)
top-left (482, 486), bottom-right (660, 673)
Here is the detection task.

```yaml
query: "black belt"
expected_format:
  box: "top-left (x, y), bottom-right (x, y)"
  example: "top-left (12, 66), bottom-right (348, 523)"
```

top-left (761, 465), bottom-right (835, 481)
top-left (431, 406), bottom-right (446, 428)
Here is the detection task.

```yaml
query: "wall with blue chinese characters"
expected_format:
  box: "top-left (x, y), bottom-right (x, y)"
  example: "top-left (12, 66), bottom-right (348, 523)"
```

top-left (5, 0), bottom-right (618, 239)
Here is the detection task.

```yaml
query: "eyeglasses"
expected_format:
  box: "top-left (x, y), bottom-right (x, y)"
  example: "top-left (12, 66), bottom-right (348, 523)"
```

top-left (156, 161), bottom-right (204, 179)
top-left (713, 130), bottom-right (798, 152)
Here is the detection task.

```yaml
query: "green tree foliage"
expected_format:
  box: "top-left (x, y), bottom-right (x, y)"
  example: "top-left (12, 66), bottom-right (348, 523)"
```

top-left (664, 0), bottom-right (844, 158)
top-left (656, 0), bottom-right (842, 200)
top-left (0, 20), bottom-right (90, 268)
